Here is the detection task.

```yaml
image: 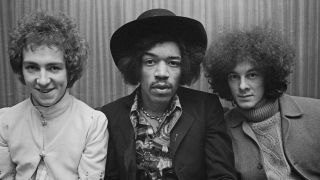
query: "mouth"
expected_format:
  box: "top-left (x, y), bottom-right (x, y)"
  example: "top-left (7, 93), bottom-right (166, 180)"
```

top-left (151, 83), bottom-right (172, 94)
top-left (37, 88), bottom-right (54, 93)
top-left (238, 95), bottom-right (253, 99)
top-left (151, 83), bottom-right (171, 90)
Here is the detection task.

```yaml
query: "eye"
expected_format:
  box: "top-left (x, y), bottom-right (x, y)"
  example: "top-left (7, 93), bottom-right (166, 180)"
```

top-left (168, 60), bottom-right (181, 67)
top-left (24, 65), bottom-right (39, 73)
top-left (48, 66), bottom-right (62, 73)
top-left (227, 74), bottom-right (239, 81)
top-left (247, 72), bottom-right (259, 79)
top-left (143, 58), bottom-right (156, 66)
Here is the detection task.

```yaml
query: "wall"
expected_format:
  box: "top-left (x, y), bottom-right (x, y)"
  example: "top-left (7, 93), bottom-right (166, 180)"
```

top-left (0, 0), bottom-right (319, 108)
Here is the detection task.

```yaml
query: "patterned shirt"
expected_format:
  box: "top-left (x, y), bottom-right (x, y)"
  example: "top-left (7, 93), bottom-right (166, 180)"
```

top-left (129, 92), bottom-right (182, 179)
top-left (250, 112), bottom-right (300, 180)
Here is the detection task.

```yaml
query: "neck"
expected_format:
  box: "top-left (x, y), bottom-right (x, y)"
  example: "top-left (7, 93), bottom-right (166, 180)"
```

top-left (31, 91), bottom-right (72, 120)
top-left (141, 100), bottom-right (170, 117)
top-left (237, 99), bottom-right (279, 122)
top-left (139, 87), bottom-right (172, 116)
top-left (31, 89), bottom-right (68, 108)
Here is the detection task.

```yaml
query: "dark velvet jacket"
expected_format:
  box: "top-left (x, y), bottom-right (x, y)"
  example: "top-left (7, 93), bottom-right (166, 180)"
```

top-left (100, 87), bottom-right (239, 180)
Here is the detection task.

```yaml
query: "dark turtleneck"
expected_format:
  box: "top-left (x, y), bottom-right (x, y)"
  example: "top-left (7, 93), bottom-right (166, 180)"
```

top-left (235, 99), bottom-right (279, 122)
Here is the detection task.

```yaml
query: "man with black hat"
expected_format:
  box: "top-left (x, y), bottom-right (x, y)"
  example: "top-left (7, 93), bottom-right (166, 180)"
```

top-left (100, 9), bottom-right (238, 180)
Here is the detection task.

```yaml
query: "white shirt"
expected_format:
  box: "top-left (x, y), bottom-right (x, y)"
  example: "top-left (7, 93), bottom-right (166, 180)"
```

top-left (0, 92), bottom-right (108, 180)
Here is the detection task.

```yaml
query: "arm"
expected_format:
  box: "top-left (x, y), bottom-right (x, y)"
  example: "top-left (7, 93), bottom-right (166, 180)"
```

top-left (0, 108), bottom-right (16, 180)
top-left (205, 96), bottom-right (240, 180)
top-left (78, 111), bottom-right (109, 180)
top-left (104, 136), bottom-right (120, 180)
top-left (100, 105), bottom-right (121, 180)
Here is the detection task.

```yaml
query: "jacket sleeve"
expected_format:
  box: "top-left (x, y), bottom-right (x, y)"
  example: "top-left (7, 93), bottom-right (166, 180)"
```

top-left (104, 135), bottom-right (120, 180)
top-left (0, 108), bottom-right (16, 180)
top-left (205, 96), bottom-right (240, 180)
top-left (78, 110), bottom-right (109, 180)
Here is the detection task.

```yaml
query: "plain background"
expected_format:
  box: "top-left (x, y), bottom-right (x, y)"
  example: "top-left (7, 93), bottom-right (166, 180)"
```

top-left (0, 0), bottom-right (319, 108)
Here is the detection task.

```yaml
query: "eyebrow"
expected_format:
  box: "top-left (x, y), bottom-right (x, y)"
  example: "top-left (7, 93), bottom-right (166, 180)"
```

top-left (143, 52), bottom-right (181, 60)
top-left (22, 61), bottom-right (65, 66)
top-left (229, 68), bottom-right (259, 74)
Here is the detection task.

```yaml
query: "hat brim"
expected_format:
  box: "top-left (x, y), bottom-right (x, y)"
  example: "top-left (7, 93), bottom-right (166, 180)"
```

top-left (110, 16), bottom-right (207, 67)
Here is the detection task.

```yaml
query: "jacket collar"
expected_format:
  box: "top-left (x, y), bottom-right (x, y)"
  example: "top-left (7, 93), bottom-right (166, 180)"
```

top-left (279, 94), bottom-right (303, 118)
top-left (227, 94), bottom-right (303, 128)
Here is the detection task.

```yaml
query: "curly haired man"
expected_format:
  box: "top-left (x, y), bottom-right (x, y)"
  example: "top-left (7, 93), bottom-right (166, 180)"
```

top-left (204, 27), bottom-right (320, 180)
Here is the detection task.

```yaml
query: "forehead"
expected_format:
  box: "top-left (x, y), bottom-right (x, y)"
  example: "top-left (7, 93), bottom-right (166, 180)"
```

top-left (23, 45), bottom-right (64, 64)
top-left (145, 41), bottom-right (181, 57)
top-left (232, 60), bottom-right (257, 73)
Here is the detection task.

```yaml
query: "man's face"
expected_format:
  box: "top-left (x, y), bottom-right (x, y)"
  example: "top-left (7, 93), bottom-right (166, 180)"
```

top-left (22, 45), bottom-right (68, 107)
top-left (227, 60), bottom-right (265, 109)
top-left (140, 41), bottom-right (182, 107)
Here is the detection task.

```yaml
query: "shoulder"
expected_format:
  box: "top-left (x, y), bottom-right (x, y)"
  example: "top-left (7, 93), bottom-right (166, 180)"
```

top-left (280, 94), bottom-right (320, 115)
top-left (224, 107), bottom-right (237, 121)
top-left (0, 99), bottom-right (31, 120)
top-left (99, 94), bottom-right (134, 128)
top-left (0, 99), bottom-right (31, 135)
top-left (224, 107), bottom-right (246, 127)
top-left (177, 87), bottom-right (223, 116)
top-left (0, 107), bottom-right (10, 115)
top-left (224, 108), bottom-right (234, 120)
top-left (100, 93), bottom-right (133, 114)
top-left (178, 86), bottom-right (211, 96)
top-left (287, 94), bottom-right (320, 105)
top-left (71, 96), bottom-right (107, 123)
top-left (178, 87), bottom-right (220, 101)
top-left (0, 107), bottom-right (10, 123)
top-left (280, 94), bottom-right (320, 110)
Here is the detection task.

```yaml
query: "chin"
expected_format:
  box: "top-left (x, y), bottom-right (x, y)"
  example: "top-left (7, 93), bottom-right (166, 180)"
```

top-left (34, 98), bottom-right (57, 107)
top-left (237, 102), bottom-right (256, 110)
top-left (152, 96), bottom-right (172, 103)
top-left (38, 102), bottom-right (54, 107)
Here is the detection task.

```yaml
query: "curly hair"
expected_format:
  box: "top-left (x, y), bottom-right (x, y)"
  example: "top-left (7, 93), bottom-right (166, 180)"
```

top-left (8, 11), bottom-right (88, 88)
top-left (117, 33), bottom-right (205, 86)
top-left (203, 27), bottom-right (295, 101)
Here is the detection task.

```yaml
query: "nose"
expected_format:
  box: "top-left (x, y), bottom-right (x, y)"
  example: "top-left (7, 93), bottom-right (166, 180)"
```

top-left (239, 76), bottom-right (249, 91)
top-left (154, 61), bottom-right (169, 79)
top-left (36, 70), bottom-right (51, 87)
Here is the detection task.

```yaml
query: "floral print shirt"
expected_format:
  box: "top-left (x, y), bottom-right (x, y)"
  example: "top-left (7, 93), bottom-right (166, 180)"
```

top-left (129, 92), bottom-right (182, 179)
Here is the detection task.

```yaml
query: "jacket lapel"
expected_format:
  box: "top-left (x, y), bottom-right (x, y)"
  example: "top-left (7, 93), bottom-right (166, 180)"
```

top-left (242, 121), bottom-right (259, 143)
top-left (113, 90), bottom-right (137, 179)
top-left (116, 91), bottom-right (136, 147)
top-left (123, 133), bottom-right (136, 180)
top-left (278, 94), bottom-right (303, 142)
top-left (170, 110), bottom-right (195, 157)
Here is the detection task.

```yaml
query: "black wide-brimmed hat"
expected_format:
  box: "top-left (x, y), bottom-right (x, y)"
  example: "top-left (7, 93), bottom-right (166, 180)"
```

top-left (110, 8), bottom-right (207, 68)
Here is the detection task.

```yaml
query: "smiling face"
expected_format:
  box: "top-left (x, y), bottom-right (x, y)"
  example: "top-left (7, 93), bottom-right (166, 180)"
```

top-left (227, 60), bottom-right (265, 109)
top-left (22, 45), bottom-right (68, 107)
top-left (140, 41), bottom-right (182, 109)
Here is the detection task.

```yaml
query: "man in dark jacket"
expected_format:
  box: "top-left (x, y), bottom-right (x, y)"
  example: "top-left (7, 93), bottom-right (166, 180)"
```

top-left (100, 8), bottom-right (239, 180)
